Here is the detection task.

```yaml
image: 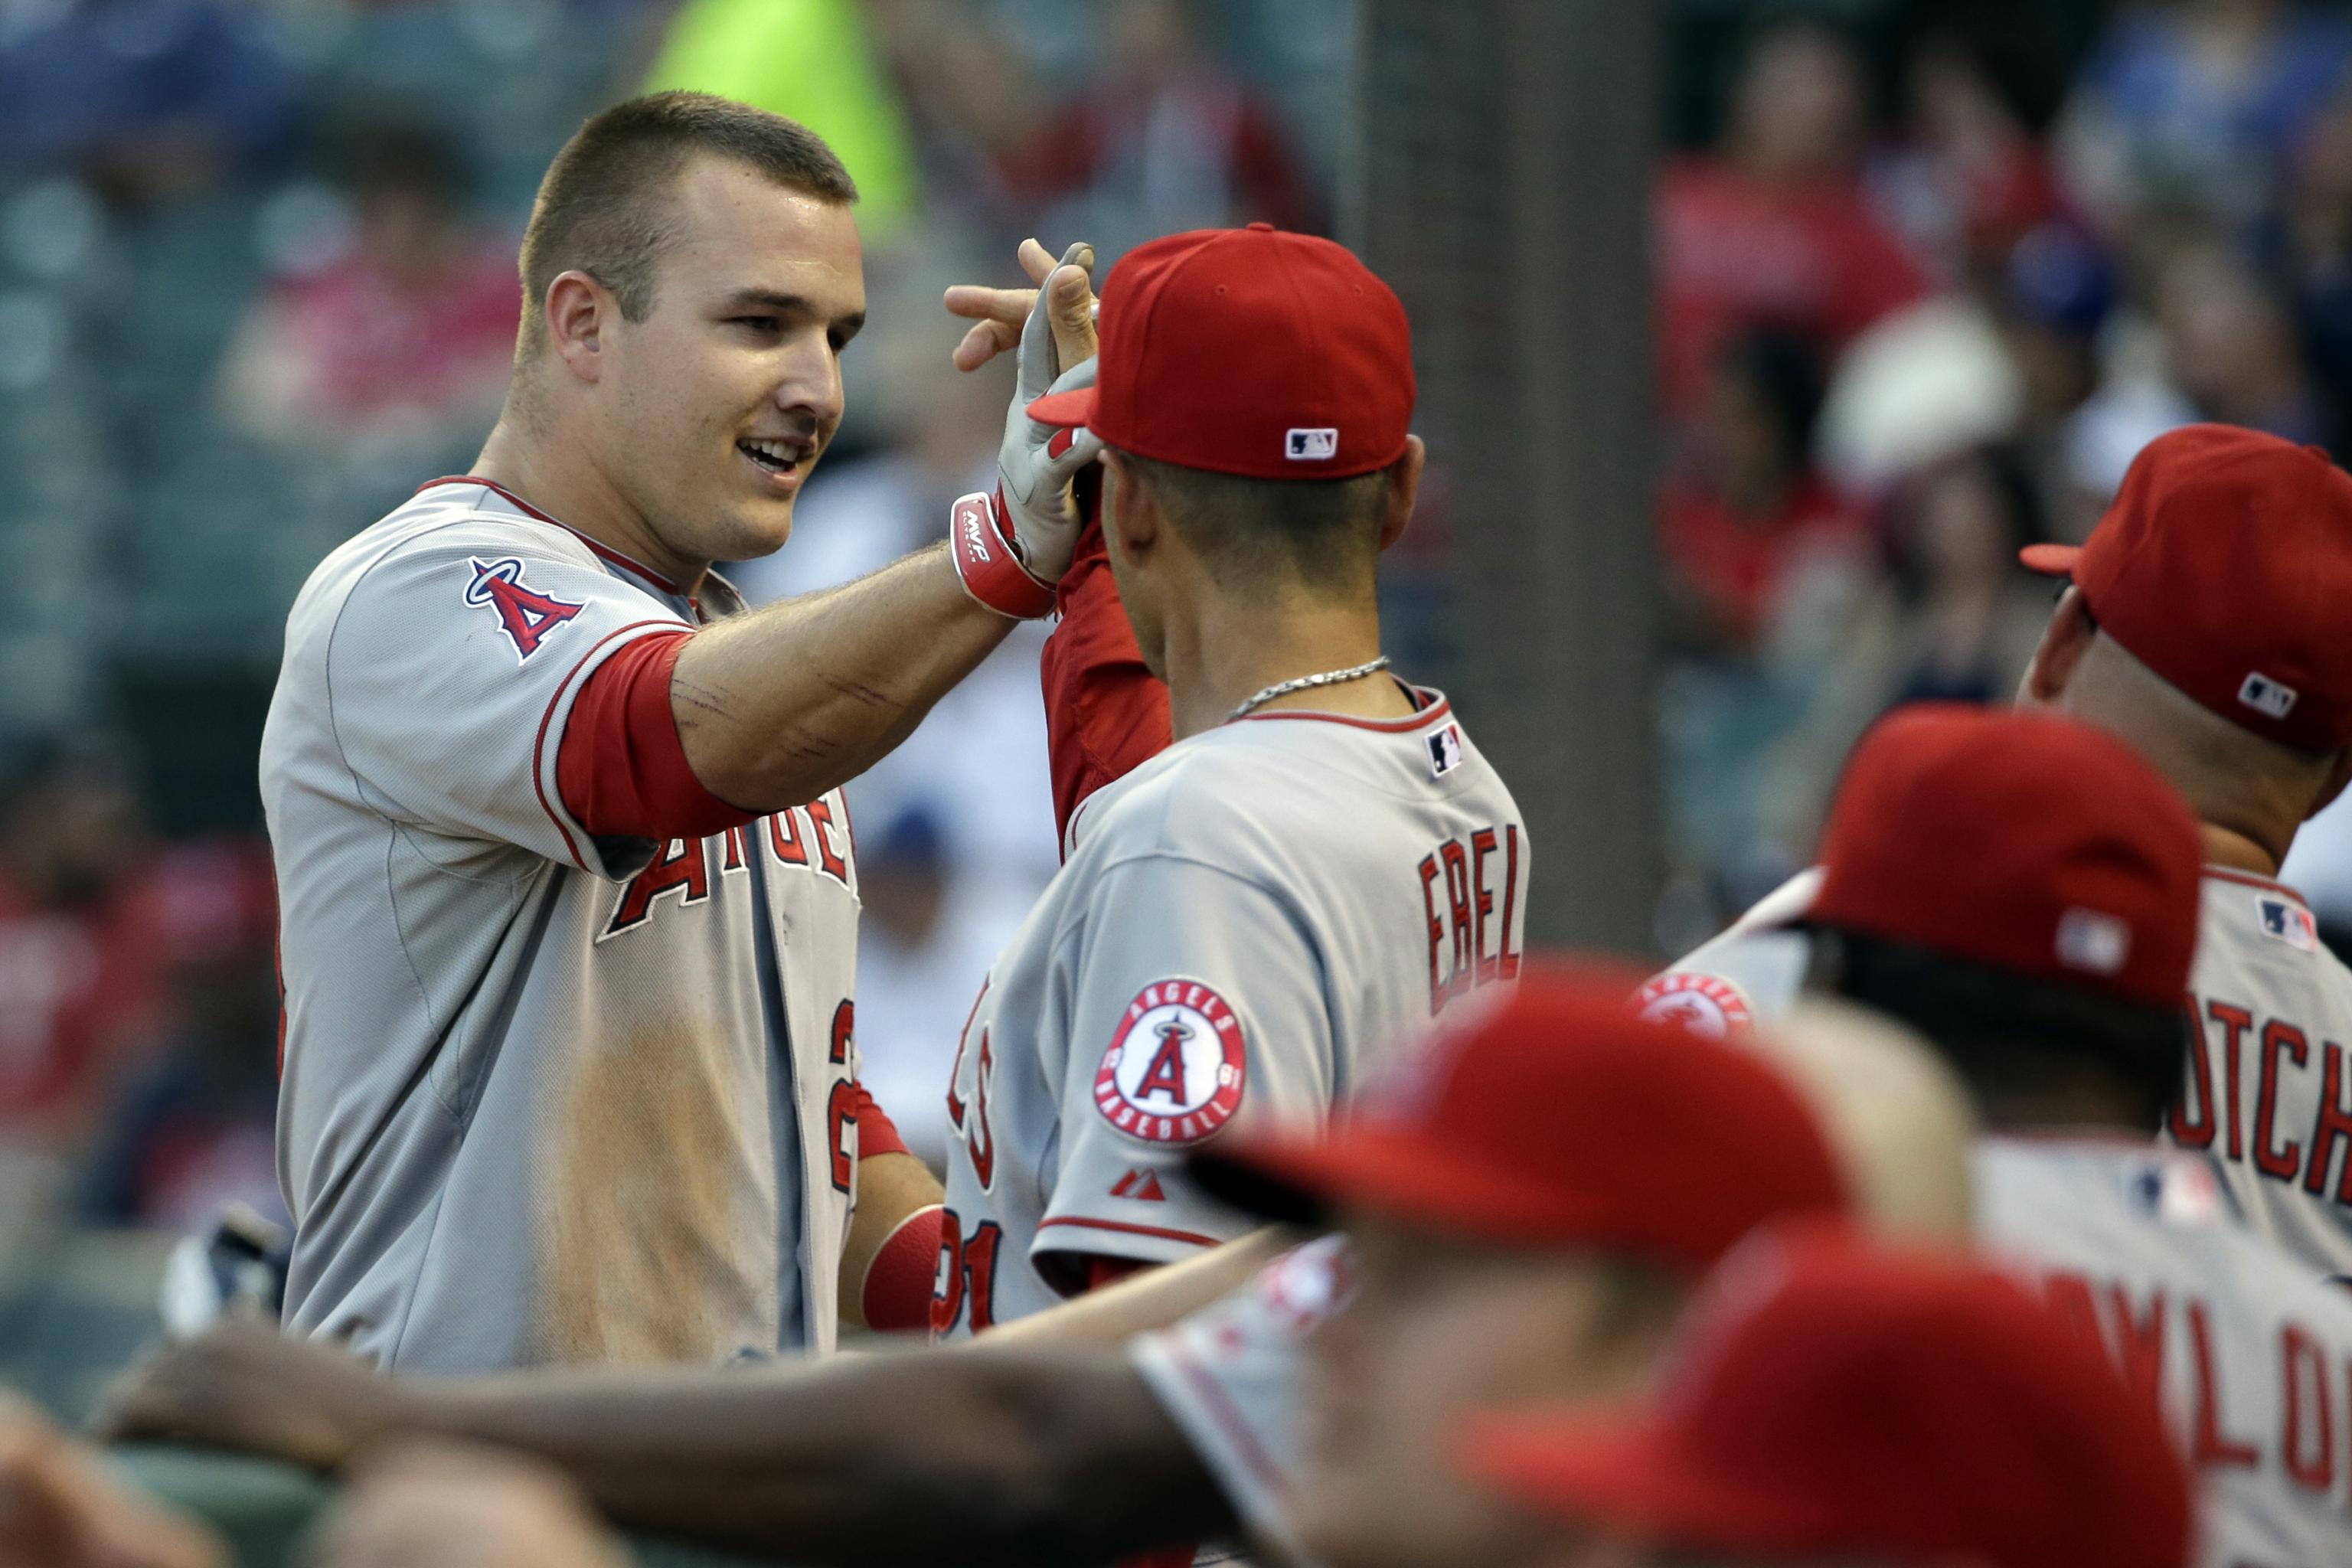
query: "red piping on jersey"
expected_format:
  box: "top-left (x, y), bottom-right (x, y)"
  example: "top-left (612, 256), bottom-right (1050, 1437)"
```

top-left (1035, 1215), bottom-right (1224, 1249)
top-left (1230, 692), bottom-right (1451, 733)
top-left (531, 619), bottom-right (683, 871)
top-left (1164, 1339), bottom-right (1292, 1494)
top-left (2203, 866), bottom-right (2310, 906)
top-left (416, 475), bottom-right (686, 596)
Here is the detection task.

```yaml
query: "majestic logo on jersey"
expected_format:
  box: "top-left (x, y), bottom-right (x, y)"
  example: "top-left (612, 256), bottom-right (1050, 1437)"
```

top-left (1095, 978), bottom-right (1246, 1145)
top-left (464, 557), bottom-right (584, 661)
top-left (1109, 1168), bottom-right (1168, 1202)
top-left (1426, 723), bottom-right (1465, 778)
top-left (2259, 897), bottom-right (2321, 953)
top-left (1632, 971), bottom-right (1754, 1040)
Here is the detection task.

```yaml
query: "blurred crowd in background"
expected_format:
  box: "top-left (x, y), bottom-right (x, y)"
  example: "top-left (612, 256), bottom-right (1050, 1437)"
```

top-left (7, 0), bottom-right (2352, 1291)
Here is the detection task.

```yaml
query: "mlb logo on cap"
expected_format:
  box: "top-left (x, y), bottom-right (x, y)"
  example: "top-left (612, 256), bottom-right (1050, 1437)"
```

top-left (2055, 906), bottom-right (2131, 976)
top-left (2239, 672), bottom-right (2298, 720)
top-left (1287, 427), bottom-right (1339, 462)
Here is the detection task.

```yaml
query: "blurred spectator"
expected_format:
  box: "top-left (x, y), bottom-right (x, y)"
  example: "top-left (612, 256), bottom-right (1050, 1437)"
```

top-left (214, 119), bottom-right (516, 458)
top-left (1760, 447), bottom-right (2056, 854)
top-left (0, 738), bottom-right (170, 1152)
top-left (998, 0), bottom-right (1322, 260)
top-left (844, 803), bottom-right (1041, 1168)
top-left (2057, 0), bottom-right (2352, 240)
top-left (1871, 32), bottom-right (2066, 288)
top-left (1659, 330), bottom-right (1870, 662)
top-left (0, 0), bottom-right (291, 202)
top-left (81, 839), bottom-right (280, 1230)
top-left (2156, 233), bottom-right (2325, 440)
top-left (2272, 77), bottom-right (2352, 445)
top-left (1657, 20), bottom-right (1931, 415)
top-left (644, 0), bottom-right (922, 241)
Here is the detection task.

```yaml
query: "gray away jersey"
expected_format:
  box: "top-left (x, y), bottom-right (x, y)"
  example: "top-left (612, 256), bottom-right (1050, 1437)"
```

top-left (1648, 866), bottom-right (2352, 1284)
top-left (1659, 893), bottom-right (2352, 1566)
top-left (931, 694), bottom-right (1527, 1337)
top-left (263, 478), bottom-right (862, 1373)
top-left (1977, 1138), bottom-right (2352, 1568)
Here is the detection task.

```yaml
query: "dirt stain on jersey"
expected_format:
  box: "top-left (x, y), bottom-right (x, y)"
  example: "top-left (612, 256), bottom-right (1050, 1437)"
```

top-left (531, 1022), bottom-right (774, 1364)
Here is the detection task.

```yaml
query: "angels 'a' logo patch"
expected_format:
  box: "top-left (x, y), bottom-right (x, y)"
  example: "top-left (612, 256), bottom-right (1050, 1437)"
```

top-left (465, 557), bottom-right (584, 662)
top-left (1632, 971), bottom-right (1754, 1040)
top-left (1095, 978), bottom-right (1246, 1145)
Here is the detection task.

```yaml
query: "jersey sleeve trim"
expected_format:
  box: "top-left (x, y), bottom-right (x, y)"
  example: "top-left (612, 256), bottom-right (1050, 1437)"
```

top-left (1150, 1338), bottom-right (1292, 1494)
top-left (1034, 1215), bottom-right (1224, 1249)
top-left (531, 618), bottom-right (689, 874)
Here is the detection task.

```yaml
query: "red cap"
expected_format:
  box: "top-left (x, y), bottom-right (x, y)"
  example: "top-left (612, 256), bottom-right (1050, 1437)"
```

top-left (1809, 705), bottom-right (2201, 1008)
top-left (1026, 224), bottom-right (1415, 481)
top-left (1463, 1229), bottom-right (2192, 1568)
top-left (2021, 423), bottom-right (2352, 752)
top-left (1192, 967), bottom-right (1849, 1270)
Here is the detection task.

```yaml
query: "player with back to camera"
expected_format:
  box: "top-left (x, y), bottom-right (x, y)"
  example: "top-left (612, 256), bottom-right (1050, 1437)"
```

top-left (261, 90), bottom-right (1106, 1372)
top-left (1659, 701), bottom-right (2352, 1568)
top-left (924, 222), bottom-right (1532, 1334)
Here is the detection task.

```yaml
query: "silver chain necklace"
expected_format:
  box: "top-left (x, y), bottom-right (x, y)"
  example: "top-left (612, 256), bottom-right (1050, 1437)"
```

top-left (1227, 655), bottom-right (1393, 722)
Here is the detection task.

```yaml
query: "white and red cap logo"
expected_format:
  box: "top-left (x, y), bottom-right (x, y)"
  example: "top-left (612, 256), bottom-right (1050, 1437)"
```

top-left (1096, 978), bottom-right (1247, 1145)
top-left (1632, 972), bottom-right (1756, 1040)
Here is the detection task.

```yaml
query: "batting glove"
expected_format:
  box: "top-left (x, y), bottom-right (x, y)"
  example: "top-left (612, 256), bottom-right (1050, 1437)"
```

top-left (949, 263), bottom-right (1106, 619)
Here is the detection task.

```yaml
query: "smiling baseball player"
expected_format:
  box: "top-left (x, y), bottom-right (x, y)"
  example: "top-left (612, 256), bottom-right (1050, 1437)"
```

top-left (928, 225), bottom-right (1530, 1338)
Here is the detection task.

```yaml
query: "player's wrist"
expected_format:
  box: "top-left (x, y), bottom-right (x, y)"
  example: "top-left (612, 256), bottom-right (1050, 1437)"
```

top-left (949, 488), bottom-right (1060, 619)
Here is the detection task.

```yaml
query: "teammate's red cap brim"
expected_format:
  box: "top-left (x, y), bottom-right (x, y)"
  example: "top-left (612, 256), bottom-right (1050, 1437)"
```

top-left (1026, 387), bottom-right (1098, 428)
top-left (1462, 1411), bottom-right (1843, 1556)
top-left (2018, 542), bottom-right (2082, 576)
top-left (1196, 1124), bottom-right (1664, 1257)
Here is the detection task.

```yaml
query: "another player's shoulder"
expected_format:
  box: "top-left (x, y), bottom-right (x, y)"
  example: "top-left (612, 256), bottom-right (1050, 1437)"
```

top-left (1080, 692), bottom-right (1496, 857)
top-left (289, 479), bottom-right (685, 671)
top-left (1642, 868), bottom-right (1821, 1034)
top-left (297, 479), bottom-right (599, 615)
top-left (2194, 867), bottom-right (2352, 991)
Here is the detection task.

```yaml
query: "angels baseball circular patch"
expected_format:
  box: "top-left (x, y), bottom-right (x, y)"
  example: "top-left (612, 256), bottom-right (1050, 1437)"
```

top-left (1095, 978), bottom-right (1247, 1145)
top-left (1632, 971), bottom-right (1754, 1040)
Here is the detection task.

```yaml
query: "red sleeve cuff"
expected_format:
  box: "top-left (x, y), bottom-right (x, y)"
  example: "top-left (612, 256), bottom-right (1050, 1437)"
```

top-left (555, 629), bottom-right (756, 841)
top-left (851, 1085), bottom-right (910, 1161)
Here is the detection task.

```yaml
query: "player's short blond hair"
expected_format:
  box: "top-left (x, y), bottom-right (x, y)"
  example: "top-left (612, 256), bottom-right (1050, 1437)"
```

top-left (517, 91), bottom-right (857, 353)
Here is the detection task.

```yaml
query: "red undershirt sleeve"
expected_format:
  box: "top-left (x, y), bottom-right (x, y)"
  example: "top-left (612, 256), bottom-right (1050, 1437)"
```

top-left (1040, 513), bottom-right (1174, 849)
top-left (554, 629), bottom-right (758, 841)
top-left (848, 1083), bottom-right (910, 1161)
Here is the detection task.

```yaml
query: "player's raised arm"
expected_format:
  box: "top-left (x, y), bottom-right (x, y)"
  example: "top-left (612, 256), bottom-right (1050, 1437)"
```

top-left (947, 250), bottom-right (1173, 844)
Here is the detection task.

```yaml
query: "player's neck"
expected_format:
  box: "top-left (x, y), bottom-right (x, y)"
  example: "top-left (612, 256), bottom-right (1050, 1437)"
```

top-left (470, 416), bottom-right (709, 593)
top-left (1162, 591), bottom-right (1412, 740)
top-left (2198, 820), bottom-right (2282, 878)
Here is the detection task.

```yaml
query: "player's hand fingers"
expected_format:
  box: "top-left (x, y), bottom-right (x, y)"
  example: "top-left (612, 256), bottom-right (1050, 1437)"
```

top-left (1018, 236), bottom-right (1057, 285)
top-left (1044, 243), bottom-right (1098, 368)
top-left (942, 283), bottom-right (1038, 325)
top-left (951, 317), bottom-right (1021, 373)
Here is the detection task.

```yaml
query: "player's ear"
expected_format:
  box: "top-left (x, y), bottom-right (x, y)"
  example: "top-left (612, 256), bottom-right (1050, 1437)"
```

top-left (1376, 435), bottom-right (1426, 554)
top-left (2019, 585), bottom-right (2095, 708)
top-left (1103, 449), bottom-right (1158, 564)
top-left (544, 270), bottom-right (609, 384)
